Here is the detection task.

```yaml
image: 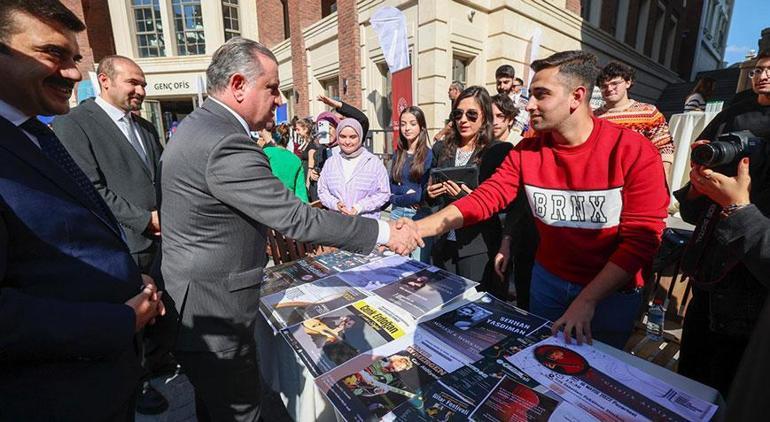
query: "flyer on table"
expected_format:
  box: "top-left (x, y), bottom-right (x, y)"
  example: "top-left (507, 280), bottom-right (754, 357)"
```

top-left (281, 295), bottom-right (417, 378)
top-left (316, 329), bottom-right (468, 422)
top-left (260, 275), bottom-right (371, 331)
top-left (372, 266), bottom-right (478, 319)
top-left (507, 337), bottom-right (719, 422)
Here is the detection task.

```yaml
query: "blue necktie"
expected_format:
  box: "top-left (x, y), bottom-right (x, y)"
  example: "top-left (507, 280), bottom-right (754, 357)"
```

top-left (21, 118), bottom-right (119, 232)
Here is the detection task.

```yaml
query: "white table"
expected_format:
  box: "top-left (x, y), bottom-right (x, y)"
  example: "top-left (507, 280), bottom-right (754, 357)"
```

top-left (668, 112), bottom-right (719, 204)
top-left (257, 289), bottom-right (722, 421)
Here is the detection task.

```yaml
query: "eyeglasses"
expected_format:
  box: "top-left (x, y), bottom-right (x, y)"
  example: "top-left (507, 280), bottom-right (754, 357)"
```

top-left (451, 108), bottom-right (480, 122)
top-left (513, 84), bottom-right (523, 88)
top-left (749, 67), bottom-right (770, 79)
top-left (600, 79), bottom-right (626, 91)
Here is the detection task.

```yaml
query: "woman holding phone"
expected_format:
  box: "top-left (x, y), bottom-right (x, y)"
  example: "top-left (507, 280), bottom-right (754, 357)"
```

top-left (427, 86), bottom-right (505, 292)
top-left (389, 106), bottom-right (434, 260)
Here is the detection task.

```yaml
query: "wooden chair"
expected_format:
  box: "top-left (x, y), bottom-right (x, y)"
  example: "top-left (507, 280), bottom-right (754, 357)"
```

top-left (265, 200), bottom-right (336, 265)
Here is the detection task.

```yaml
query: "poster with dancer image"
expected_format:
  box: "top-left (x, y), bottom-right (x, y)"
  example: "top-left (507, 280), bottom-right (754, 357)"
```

top-left (337, 255), bottom-right (429, 291)
top-left (371, 267), bottom-right (477, 319)
top-left (316, 329), bottom-right (468, 422)
top-left (507, 337), bottom-right (719, 422)
top-left (281, 296), bottom-right (416, 377)
top-left (259, 275), bottom-right (370, 331)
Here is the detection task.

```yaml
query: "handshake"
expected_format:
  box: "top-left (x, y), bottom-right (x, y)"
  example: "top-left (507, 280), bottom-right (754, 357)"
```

top-left (383, 218), bottom-right (425, 255)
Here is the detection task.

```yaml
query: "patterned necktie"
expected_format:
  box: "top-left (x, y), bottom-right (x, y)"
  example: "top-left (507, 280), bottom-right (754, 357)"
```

top-left (121, 114), bottom-right (150, 169)
top-left (21, 118), bottom-right (119, 232)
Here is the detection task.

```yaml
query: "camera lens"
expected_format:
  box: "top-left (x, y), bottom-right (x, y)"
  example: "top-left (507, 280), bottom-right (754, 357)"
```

top-left (691, 142), bottom-right (738, 168)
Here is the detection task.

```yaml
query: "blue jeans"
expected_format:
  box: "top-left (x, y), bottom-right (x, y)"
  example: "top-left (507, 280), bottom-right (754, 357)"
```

top-left (390, 207), bottom-right (421, 261)
top-left (530, 262), bottom-right (641, 349)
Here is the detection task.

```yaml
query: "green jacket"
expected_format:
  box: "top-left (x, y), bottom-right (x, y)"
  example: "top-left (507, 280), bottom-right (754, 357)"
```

top-left (264, 146), bottom-right (308, 203)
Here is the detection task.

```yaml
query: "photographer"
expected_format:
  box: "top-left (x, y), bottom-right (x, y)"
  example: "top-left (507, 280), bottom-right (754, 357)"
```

top-left (675, 51), bottom-right (770, 397)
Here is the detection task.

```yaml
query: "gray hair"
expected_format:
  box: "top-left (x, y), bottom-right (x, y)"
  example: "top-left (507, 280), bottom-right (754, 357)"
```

top-left (449, 80), bottom-right (465, 91)
top-left (206, 37), bottom-right (277, 94)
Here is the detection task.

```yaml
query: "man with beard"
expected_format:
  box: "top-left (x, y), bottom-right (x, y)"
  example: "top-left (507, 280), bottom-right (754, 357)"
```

top-left (0, 1), bottom-right (164, 419)
top-left (496, 65), bottom-right (529, 138)
top-left (53, 54), bottom-right (168, 414)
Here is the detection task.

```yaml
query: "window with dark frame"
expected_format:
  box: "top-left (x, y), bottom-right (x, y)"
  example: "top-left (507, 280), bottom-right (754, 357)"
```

top-left (222, 0), bottom-right (241, 41)
top-left (172, 0), bottom-right (206, 55)
top-left (132, 0), bottom-right (165, 57)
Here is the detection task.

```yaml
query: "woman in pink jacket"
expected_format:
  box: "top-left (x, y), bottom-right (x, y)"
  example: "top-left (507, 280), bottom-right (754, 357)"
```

top-left (317, 118), bottom-right (390, 220)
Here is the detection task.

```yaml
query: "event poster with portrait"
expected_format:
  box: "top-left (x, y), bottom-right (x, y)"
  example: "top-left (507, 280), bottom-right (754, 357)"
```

top-left (337, 255), bottom-right (429, 291)
top-left (507, 337), bottom-right (719, 422)
top-left (316, 329), bottom-right (468, 422)
top-left (281, 296), bottom-right (416, 378)
top-left (468, 375), bottom-right (594, 422)
top-left (421, 294), bottom-right (552, 362)
top-left (372, 267), bottom-right (478, 319)
top-left (259, 275), bottom-right (371, 331)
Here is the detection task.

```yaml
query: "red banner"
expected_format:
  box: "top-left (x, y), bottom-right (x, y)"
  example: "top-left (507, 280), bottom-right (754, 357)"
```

top-left (390, 67), bottom-right (413, 152)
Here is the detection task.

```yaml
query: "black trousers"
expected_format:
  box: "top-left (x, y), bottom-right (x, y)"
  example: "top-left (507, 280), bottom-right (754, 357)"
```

top-left (432, 242), bottom-right (503, 298)
top-left (176, 341), bottom-right (261, 422)
top-left (678, 289), bottom-right (750, 398)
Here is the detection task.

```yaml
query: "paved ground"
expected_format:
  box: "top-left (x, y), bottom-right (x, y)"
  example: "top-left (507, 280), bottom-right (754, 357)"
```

top-left (135, 371), bottom-right (293, 422)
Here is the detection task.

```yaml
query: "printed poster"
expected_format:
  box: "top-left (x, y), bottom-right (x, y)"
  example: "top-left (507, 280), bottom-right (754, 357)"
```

top-left (281, 296), bottom-right (416, 377)
top-left (372, 266), bottom-right (478, 319)
top-left (316, 329), bottom-right (468, 422)
top-left (507, 337), bottom-right (719, 422)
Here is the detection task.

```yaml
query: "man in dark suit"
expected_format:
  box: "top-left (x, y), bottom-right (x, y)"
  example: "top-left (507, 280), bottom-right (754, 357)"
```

top-left (161, 37), bottom-right (420, 421)
top-left (54, 55), bottom-right (162, 273)
top-left (0, 1), bottom-right (164, 420)
top-left (53, 55), bottom-right (169, 414)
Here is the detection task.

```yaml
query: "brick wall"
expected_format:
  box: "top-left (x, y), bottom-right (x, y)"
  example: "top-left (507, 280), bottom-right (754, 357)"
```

top-left (336, 0), bottom-right (361, 108)
top-left (82, 0), bottom-right (115, 62)
top-left (566, 0), bottom-right (582, 14)
top-left (257, 0), bottom-right (286, 48)
top-left (60, 1), bottom-right (95, 78)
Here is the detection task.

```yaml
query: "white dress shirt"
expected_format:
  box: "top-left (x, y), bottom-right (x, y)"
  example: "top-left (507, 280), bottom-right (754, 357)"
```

top-left (94, 96), bottom-right (148, 159)
top-left (0, 98), bottom-right (39, 148)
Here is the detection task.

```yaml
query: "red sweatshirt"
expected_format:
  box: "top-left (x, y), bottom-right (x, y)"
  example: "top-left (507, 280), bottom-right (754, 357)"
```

top-left (454, 117), bottom-right (669, 288)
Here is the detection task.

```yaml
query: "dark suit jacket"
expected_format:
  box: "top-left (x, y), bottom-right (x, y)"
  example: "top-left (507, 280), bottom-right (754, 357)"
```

top-left (0, 116), bottom-right (144, 420)
top-left (161, 99), bottom-right (379, 353)
top-left (53, 98), bottom-right (163, 256)
top-left (429, 140), bottom-right (508, 258)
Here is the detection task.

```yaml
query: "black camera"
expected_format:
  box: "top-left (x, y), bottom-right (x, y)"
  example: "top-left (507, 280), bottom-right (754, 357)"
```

top-left (691, 130), bottom-right (763, 176)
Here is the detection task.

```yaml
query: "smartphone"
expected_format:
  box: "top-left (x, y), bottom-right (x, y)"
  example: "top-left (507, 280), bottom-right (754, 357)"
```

top-left (317, 120), bottom-right (330, 145)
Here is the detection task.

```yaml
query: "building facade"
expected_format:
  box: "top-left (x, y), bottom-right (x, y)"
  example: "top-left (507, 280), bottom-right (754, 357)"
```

top-left (102, 0), bottom-right (258, 138)
top-left (78, 0), bottom-right (721, 149)
top-left (265, 0), bottom-right (699, 152)
top-left (678, 0), bottom-right (734, 80)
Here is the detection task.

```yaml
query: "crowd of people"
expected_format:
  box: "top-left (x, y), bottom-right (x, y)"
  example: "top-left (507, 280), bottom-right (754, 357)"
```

top-left (2, 1), bottom-right (770, 421)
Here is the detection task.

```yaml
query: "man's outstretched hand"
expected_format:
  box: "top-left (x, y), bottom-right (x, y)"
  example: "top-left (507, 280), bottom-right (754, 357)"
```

top-left (384, 218), bottom-right (425, 256)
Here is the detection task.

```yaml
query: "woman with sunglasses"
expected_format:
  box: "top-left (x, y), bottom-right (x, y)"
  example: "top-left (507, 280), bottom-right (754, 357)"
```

top-left (427, 86), bottom-right (506, 293)
top-left (389, 106), bottom-right (434, 260)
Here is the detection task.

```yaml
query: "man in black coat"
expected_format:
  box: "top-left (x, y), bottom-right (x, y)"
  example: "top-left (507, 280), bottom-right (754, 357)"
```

top-left (0, 1), bottom-right (164, 420)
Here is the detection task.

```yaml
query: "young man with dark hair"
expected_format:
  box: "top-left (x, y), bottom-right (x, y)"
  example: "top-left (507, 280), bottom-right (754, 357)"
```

top-left (595, 61), bottom-right (674, 180)
top-left (490, 94), bottom-right (517, 142)
top-left (495, 64), bottom-right (517, 96)
top-left (407, 51), bottom-right (669, 349)
top-left (0, 1), bottom-right (165, 419)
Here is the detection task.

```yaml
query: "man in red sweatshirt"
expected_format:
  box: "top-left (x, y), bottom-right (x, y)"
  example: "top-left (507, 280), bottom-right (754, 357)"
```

top-left (409, 51), bottom-right (669, 349)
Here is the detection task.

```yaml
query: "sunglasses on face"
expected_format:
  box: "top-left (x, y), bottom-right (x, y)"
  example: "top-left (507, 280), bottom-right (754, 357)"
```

top-left (451, 108), bottom-right (480, 122)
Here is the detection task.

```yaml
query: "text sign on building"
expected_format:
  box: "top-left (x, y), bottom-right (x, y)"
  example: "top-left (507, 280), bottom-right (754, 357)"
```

top-left (145, 73), bottom-right (206, 97)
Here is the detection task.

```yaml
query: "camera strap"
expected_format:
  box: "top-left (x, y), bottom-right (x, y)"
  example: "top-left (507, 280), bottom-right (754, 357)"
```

top-left (680, 202), bottom-right (725, 287)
